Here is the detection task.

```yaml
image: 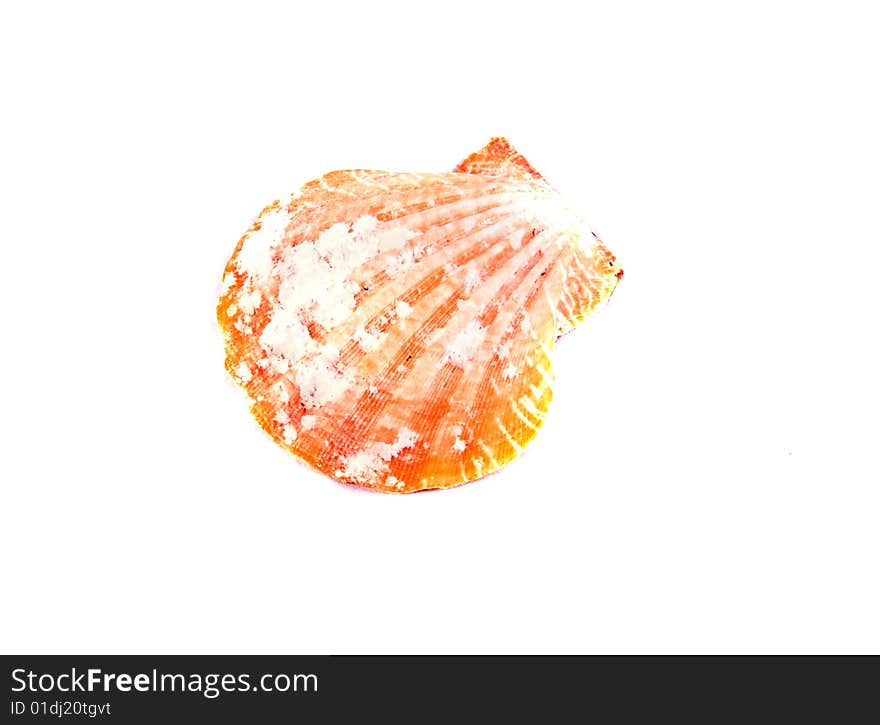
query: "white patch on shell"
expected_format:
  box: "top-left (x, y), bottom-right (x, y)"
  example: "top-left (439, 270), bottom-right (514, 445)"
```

top-left (226, 304), bottom-right (238, 317)
top-left (463, 267), bottom-right (482, 297)
top-left (235, 361), bottom-right (252, 383)
top-left (274, 381), bottom-right (290, 402)
top-left (502, 362), bottom-right (518, 379)
top-left (274, 409), bottom-right (290, 424)
top-left (452, 438), bottom-right (466, 452)
top-left (300, 415), bottom-right (316, 431)
top-left (374, 428), bottom-right (417, 461)
top-left (259, 314), bottom-right (315, 363)
top-left (268, 355), bottom-right (289, 374)
top-left (424, 327), bottom-right (446, 348)
top-left (395, 300), bottom-right (413, 319)
top-left (351, 214), bottom-right (379, 238)
top-left (221, 272), bottom-right (236, 294)
top-left (385, 246), bottom-right (421, 277)
top-left (455, 298), bottom-right (480, 317)
top-left (295, 346), bottom-right (348, 409)
top-left (444, 320), bottom-right (487, 368)
top-left (385, 476), bottom-right (405, 490)
top-left (353, 324), bottom-right (385, 352)
top-left (259, 215), bottom-right (417, 373)
top-left (337, 452), bottom-right (378, 483)
top-left (237, 289), bottom-right (262, 315)
top-left (236, 206), bottom-right (290, 282)
top-left (282, 425), bottom-right (297, 444)
top-left (339, 428), bottom-right (418, 484)
top-left (377, 225), bottom-right (418, 253)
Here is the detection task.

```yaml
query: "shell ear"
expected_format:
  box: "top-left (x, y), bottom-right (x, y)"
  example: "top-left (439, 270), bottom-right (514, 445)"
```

top-left (455, 137), bottom-right (546, 182)
top-left (554, 235), bottom-right (624, 337)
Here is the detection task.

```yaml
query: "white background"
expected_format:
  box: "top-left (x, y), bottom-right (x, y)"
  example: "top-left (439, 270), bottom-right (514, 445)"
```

top-left (2, 1), bottom-right (878, 653)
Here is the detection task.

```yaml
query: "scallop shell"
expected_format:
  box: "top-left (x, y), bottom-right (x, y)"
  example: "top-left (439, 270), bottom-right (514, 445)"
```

top-left (217, 138), bottom-right (622, 492)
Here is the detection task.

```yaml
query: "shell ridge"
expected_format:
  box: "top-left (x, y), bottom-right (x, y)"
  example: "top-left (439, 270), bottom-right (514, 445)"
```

top-left (225, 191), bottom-right (532, 381)
top-left (342, 227), bottom-right (566, 490)
top-left (277, 195), bottom-right (528, 354)
top-left (293, 171), bottom-right (539, 233)
top-left (453, 252), bottom-right (562, 481)
top-left (344, 197), bottom-right (529, 314)
top-left (333, 207), bottom-right (540, 369)
top-left (393, 244), bottom-right (555, 489)
top-left (350, 195), bottom-right (524, 302)
top-left (277, 182), bottom-right (523, 265)
top-left (317, 227), bottom-right (546, 474)
top-left (553, 237), bottom-right (622, 336)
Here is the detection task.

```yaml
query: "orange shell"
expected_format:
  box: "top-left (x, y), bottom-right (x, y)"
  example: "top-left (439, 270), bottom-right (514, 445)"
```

top-left (217, 138), bottom-right (622, 492)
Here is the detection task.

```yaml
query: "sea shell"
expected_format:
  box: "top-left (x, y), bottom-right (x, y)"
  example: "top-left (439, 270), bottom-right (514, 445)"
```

top-left (217, 138), bottom-right (622, 492)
